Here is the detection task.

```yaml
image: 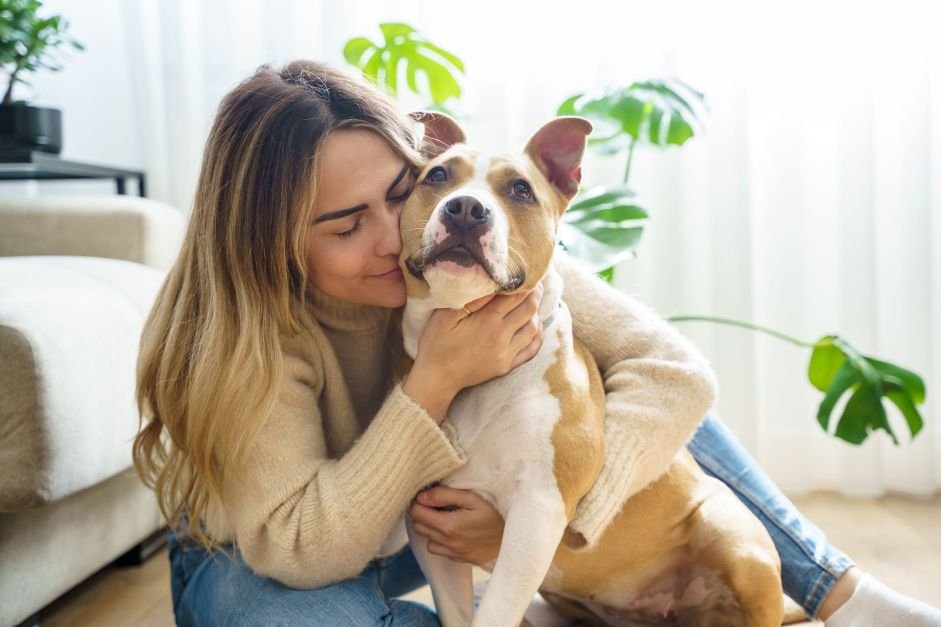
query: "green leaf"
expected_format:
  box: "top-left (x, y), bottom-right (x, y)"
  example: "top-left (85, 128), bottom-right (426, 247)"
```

top-left (379, 22), bottom-right (416, 43)
top-left (598, 267), bottom-right (615, 283)
top-left (342, 23), bottom-right (464, 105)
top-left (408, 54), bottom-right (461, 103)
top-left (383, 50), bottom-right (399, 94)
top-left (558, 221), bottom-right (644, 273)
top-left (556, 94), bottom-right (581, 116)
top-left (343, 37), bottom-right (375, 66)
top-left (558, 79), bottom-right (707, 155)
top-left (806, 335), bottom-right (926, 445)
top-left (361, 48), bottom-right (382, 82)
top-left (808, 337), bottom-right (846, 392)
top-left (558, 184), bottom-right (647, 272)
top-left (837, 384), bottom-right (886, 445)
top-left (884, 385), bottom-right (925, 439)
top-left (868, 358), bottom-right (926, 404)
top-left (417, 41), bottom-right (465, 73)
top-left (816, 362), bottom-right (856, 432)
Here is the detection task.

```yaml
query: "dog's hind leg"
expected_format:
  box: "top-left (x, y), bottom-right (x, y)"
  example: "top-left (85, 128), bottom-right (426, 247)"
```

top-left (685, 484), bottom-right (784, 627)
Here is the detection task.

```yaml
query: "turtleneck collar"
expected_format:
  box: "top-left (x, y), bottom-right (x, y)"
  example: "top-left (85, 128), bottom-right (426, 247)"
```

top-left (306, 286), bottom-right (393, 332)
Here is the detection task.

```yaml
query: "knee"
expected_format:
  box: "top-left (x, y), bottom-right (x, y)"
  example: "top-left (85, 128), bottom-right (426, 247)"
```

top-left (232, 577), bottom-right (392, 626)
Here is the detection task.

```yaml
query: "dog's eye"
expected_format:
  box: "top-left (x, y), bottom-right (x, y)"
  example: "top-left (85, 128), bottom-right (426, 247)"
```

top-left (425, 166), bottom-right (448, 184)
top-left (511, 180), bottom-right (533, 200)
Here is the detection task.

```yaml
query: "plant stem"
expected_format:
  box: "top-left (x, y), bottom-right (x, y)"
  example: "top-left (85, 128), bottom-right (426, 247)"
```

top-left (623, 140), bottom-right (635, 185)
top-left (668, 315), bottom-right (815, 348)
top-left (3, 70), bottom-right (17, 105)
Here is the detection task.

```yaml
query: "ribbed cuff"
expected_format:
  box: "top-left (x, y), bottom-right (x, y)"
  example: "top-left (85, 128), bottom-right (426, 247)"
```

top-left (332, 384), bottom-right (467, 527)
top-left (568, 441), bottom-right (645, 550)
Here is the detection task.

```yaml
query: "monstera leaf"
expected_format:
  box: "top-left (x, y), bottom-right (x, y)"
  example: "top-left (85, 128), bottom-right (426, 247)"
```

top-left (669, 317), bottom-right (927, 447)
top-left (558, 79), bottom-right (706, 155)
top-left (343, 23), bottom-right (464, 105)
top-left (558, 184), bottom-right (647, 275)
top-left (809, 335), bottom-right (925, 445)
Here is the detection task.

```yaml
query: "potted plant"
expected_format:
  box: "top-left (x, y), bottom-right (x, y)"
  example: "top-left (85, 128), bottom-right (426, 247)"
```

top-left (0, 0), bottom-right (83, 155)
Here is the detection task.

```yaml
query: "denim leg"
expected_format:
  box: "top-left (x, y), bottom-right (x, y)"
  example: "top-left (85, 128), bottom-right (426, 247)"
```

top-left (365, 544), bottom-right (430, 600)
top-left (686, 413), bottom-right (855, 618)
top-left (167, 532), bottom-right (440, 626)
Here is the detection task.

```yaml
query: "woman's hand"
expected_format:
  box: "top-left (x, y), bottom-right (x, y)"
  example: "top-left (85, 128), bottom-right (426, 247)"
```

top-left (409, 485), bottom-right (504, 565)
top-left (403, 285), bottom-right (544, 422)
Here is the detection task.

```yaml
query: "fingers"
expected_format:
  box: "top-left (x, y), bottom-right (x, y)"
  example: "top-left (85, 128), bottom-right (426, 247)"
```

top-left (427, 541), bottom-right (460, 560)
top-left (502, 287), bottom-right (541, 328)
top-left (478, 289), bottom-right (530, 318)
top-left (509, 323), bottom-right (544, 369)
top-left (413, 521), bottom-right (450, 546)
top-left (463, 293), bottom-right (496, 314)
top-left (417, 485), bottom-right (485, 510)
top-left (410, 501), bottom-right (454, 531)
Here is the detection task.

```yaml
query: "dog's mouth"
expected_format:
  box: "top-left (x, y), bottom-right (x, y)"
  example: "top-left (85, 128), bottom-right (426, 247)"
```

top-left (405, 240), bottom-right (525, 292)
top-left (405, 241), bottom-right (491, 278)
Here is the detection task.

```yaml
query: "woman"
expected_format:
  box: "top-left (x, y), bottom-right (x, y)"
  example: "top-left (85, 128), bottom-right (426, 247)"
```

top-left (134, 60), bottom-right (940, 626)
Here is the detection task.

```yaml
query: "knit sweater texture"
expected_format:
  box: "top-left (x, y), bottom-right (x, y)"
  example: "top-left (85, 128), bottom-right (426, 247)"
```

top-left (202, 254), bottom-right (718, 589)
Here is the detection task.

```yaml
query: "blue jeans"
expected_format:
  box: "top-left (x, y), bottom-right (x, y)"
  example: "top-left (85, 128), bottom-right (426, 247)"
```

top-left (169, 413), bottom-right (852, 624)
top-left (168, 535), bottom-right (435, 626)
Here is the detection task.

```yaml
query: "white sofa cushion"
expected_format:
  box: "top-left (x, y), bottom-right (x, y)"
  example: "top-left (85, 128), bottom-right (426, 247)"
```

top-left (0, 256), bottom-right (165, 511)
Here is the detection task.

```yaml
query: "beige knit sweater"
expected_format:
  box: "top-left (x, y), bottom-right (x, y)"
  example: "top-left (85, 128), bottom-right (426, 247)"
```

top-left (203, 254), bottom-right (718, 589)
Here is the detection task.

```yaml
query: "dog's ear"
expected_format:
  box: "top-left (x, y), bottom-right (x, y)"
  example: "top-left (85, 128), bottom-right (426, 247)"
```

top-left (409, 111), bottom-right (466, 158)
top-left (524, 117), bottom-right (593, 199)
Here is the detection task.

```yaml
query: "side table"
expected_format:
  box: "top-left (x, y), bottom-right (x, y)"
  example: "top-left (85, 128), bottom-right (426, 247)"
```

top-left (0, 150), bottom-right (146, 197)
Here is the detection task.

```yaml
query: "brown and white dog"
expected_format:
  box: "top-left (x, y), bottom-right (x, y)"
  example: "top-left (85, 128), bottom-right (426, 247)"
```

top-left (399, 112), bottom-right (783, 627)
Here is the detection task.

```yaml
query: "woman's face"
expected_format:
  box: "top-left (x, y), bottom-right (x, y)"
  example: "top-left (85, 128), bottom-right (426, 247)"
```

top-left (307, 128), bottom-right (416, 308)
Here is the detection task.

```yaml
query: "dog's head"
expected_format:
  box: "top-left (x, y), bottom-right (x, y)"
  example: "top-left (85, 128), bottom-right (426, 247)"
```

top-left (400, 113), bottom-right (592, 308)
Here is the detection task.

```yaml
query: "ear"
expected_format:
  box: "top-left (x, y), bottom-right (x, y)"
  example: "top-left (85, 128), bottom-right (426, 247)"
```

top-left (524, 117), bottom-right (593, 199)
top-left (409, 111), bottom-right (466, 158)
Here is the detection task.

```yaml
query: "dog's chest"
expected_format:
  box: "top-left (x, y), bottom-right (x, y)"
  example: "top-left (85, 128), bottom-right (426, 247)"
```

top-left (439, 309), bottom-right (574, 512)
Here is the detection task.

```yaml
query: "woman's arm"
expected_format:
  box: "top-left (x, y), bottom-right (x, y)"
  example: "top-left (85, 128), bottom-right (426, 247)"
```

top-left (557, 253), bottom-right (719, 549)
top-left (216, 332), bottom-right (467, 590)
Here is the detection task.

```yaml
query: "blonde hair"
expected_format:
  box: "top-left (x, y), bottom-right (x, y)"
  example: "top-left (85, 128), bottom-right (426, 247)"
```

top-left (133, 60), bottom-right (423, 549)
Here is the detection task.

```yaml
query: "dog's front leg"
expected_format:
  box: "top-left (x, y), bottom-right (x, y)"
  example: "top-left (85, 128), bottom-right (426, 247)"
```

top-left (406, 512), bottom-right (474, 627)
top-left (473, 496), bottom-right (568, 627)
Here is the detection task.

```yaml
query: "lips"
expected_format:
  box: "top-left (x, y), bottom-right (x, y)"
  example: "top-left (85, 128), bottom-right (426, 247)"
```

top-left (375, 267), bottom-right (402, 278)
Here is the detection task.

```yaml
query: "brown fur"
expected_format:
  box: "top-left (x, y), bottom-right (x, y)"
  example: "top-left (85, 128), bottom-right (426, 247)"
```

top-left (547, 328), bottom-right (606, 521)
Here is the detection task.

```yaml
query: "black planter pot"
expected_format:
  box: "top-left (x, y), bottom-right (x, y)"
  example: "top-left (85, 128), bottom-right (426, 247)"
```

top-left (0, 104), bottom-right (63, 155)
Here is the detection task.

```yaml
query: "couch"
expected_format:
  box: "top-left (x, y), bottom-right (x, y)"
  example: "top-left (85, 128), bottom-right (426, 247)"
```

top-left (0, 195), bottom-right (184, 627)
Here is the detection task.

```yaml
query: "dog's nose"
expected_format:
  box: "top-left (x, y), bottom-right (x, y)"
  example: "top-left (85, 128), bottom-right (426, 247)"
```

top-left (444, 196), bottom-right (491, 227)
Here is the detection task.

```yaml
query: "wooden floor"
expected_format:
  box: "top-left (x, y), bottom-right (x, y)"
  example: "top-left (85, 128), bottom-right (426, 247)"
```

top-left (38, 492), bottom-right (941, 626)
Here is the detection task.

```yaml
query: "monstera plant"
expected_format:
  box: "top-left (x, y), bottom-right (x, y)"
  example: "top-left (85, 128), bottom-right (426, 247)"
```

top-left (343, 23), bottom-right (464, 108)
top-left (341, 25), bottom-right (927, 446)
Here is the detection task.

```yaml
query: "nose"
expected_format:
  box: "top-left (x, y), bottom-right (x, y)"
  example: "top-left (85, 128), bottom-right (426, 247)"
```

top-left (376, 203), bottom-right (402, 257)
top-left (444, 196), bottom-right (491, 228)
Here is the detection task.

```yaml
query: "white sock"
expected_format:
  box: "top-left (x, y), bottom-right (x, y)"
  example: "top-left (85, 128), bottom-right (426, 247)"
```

top-left (825, 574), bottom-right (941, 627)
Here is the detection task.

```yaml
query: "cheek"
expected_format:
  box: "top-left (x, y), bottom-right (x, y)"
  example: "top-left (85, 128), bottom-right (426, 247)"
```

top-left (306, 237), bottom-right (365, 289)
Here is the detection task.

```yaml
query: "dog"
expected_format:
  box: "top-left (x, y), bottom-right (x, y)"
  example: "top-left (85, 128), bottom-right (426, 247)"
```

top-left (398, 112), bottom-right (783, 627)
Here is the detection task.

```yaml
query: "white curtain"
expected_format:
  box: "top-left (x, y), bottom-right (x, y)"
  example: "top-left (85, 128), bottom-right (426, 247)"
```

top-left (118, 0), bottom-right (940, 496)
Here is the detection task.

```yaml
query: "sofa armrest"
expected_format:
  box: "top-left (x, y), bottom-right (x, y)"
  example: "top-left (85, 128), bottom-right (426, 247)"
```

top-left (0, 256), bottom-right (165, 511)
top-left (0, 195), bottom-right (184, 270)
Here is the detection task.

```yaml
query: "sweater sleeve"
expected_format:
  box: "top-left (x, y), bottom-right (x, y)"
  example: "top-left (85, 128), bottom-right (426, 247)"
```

top-left (219, 335), bottom-right (466, 589)
top-left (557, 254), bottom-right (719, 549)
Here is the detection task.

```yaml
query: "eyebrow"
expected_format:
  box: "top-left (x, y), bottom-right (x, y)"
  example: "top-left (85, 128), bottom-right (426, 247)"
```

top-left (314, 162), bottom-right (411, 224)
